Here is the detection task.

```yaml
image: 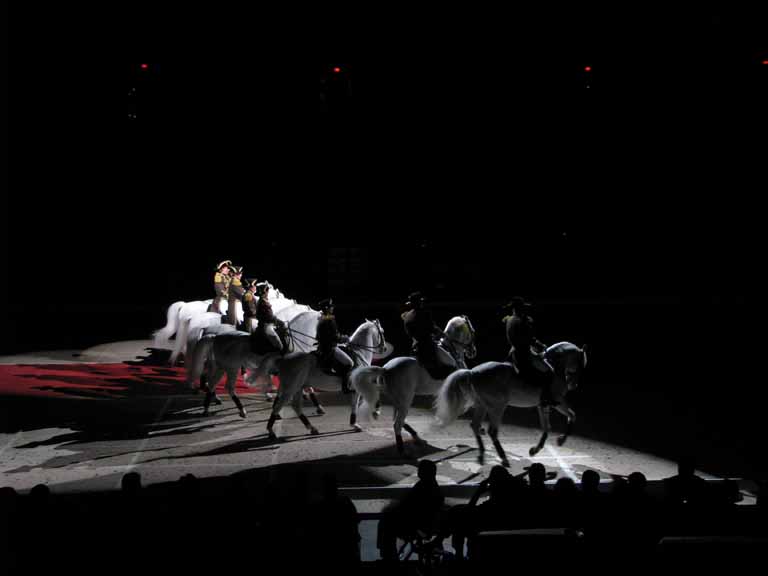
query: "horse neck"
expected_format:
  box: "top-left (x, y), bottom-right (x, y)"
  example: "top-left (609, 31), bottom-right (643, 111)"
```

top-left (349, 323), bottom-right (375, 365)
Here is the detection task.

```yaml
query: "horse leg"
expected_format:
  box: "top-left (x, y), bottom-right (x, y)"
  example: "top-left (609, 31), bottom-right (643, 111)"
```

top-left (350, 393), bottom-right (360, 429)
top-left (293, 393), bottom-right (319, 435)
top-left (529, 406), bottom-right (551, 457)
top-left (488, 421), bottom-right (510, 468)
top-left (202, 366), bottom-right (224, 415)
top-left (226, 370), bottom-right (246, 418)
top-left (207, 364), bottom-right (224, 406)
top-left (402, 422), bottom-right (425, 446)
top-left (266, 411), bottom-right (280, 441)
top-left (393, 407), bottom-right (405, 455)
top-left (554, 403), bottom-right (575, 446)
top-left (470, 406), bottom-right (487, 464)
top-left (307, 387), bottom-right (325, 415)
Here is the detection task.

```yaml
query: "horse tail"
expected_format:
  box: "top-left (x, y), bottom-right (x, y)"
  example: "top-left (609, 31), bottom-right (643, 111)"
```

top-left (186, 333), bottom-right (215, 388)
top-left (435, 368), bottom-right (473, 426)
top-left (169, 316), bottom-right (191, 366)
top-left (351, 365), bottom-right (385, 421)
top-left (152, 301), bottom-right (184, 345)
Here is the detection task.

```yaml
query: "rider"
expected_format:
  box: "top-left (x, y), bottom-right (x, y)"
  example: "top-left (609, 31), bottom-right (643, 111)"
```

top-left (401, 292), bottom-right (454, 380)
top-left (503, 296), bottom-right (555, 406)
top-left (241, 278), bottom-right (258, 333)
top-left (314, 298), bottom-right (354, 394)
top-left (225, 266), bottom-right (246, 326)
top-left (211, 260), bottom-right (232, 314)
top-left (253, 281), bottom-right (289, 354)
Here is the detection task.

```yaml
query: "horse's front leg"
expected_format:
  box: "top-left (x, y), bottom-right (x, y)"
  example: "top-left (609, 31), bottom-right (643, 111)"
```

top-left (554, 403), bottom-right (575, 446)
top-left (292, 391), bottom-right (319, 436)
top-left (529, 406), bottom-right (551, 457)
top-left (393, 407), bottom-right (406, 456)
top-left (350, 393), bottom-right (361, 429)
top-left (305, 386), bottom-right (325, 415)
top-left (402, 422), bottom-right (425, 446)
top-left (226, 370), bottom-right (247, 418)
top-left (202, 366), bottom-right (224, 415)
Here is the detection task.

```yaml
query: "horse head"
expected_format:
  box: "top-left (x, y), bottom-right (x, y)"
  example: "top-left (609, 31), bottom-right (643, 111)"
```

top-left (546, 342), bottom-right (588, 391)
top-left (443, 315), bottom-right (477, 360)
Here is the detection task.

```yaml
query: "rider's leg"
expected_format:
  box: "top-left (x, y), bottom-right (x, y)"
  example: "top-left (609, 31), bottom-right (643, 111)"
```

top-left (333, 348), bottom-right (354, 393)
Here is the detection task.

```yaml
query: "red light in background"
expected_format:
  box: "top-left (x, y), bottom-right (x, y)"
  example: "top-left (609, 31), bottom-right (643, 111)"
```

top-left (584, 66), bottom-right (592, 72)
top-left (333, 67), bottom-right (341, 73)
top-left (140, 63), bottom-right (149, 70)
top-left (762, 60), bottom-right (768, 65)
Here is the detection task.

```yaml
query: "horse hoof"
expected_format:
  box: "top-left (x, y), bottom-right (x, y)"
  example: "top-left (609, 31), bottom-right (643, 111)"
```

top-left (501, 459), bottom-right (511, 468)
top-left (273, 413), bottom-right (282, 421)
top-left (557, 436), bottom-right (567, 446)
top-left (268, 431), bottom-right (278, 442)
top-left (238, 408), bottom-right (247, 419)
top-left (372, 410), bottom-right (381, 420)
top-left (477, 454), bottom-right (485, 465)
top-left (529, 446), bottom-right (540, 457)
top-left (353, 424), bottom-right (363, 432)
top-left (213, 396), bottom-right (223, 406)
top-left (315, 406), bottom-right (326, 415)
top-left (310, 427), bottom-right (320, 436)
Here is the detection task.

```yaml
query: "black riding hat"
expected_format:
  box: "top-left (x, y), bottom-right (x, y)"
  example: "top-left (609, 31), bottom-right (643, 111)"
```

top-left (503, 296), bottom-right (532, 312)
top-left (318, 298), bottom-right (334, 311)
top-left (405, 292), bottom-right (425, 308)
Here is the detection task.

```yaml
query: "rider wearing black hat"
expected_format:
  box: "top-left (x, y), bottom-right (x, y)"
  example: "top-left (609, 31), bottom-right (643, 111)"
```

top-left (241, 278), bottom-right (258, 333)
top-left (210, 260), bottom-right (232, 314)
top-left (402, 292), bottom-right (454, 380)
top-left (225, 266), bottom-right (246, 326)
top-left (503, 297), bottom-right (555, 406)
top-left (315, 298), bottom-right (354, 393)
top-left (253, 281), bottom-right (289, 354)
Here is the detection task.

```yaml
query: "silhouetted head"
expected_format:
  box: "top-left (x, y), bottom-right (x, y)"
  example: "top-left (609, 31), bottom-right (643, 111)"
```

top-left (628, 471), bottom-right (647, 492)
top-left (555, 477), bottom-right (577, 497)
top-left (405, 292), bottom-right (425, 310)
top-left (528, 463), bottom-right (546, 487)
top-left (29, 484), bottom-right (51, 505)
top-left (318, 298), bottom-right (334, 315)
top-left (581, 469), bottom-right (601, 493)
top-left (503, 296), bottom-right (532, 315)
top-left (417, 459), bottom-right (437, 482)
top-left (0, 486), bottom-right (18, 509)
top-left (488, 465), bottom-right (512, 497)
top-left (121, 471), bottom-right (142, 494)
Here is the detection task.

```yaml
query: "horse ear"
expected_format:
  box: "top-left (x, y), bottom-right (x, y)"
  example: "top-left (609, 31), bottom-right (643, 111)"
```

top-left (582, 344), bottom-right (589, 367)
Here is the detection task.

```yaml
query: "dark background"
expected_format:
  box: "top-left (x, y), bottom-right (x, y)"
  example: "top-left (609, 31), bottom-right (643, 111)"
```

top-left (2, 3), bottom-right (767, 479)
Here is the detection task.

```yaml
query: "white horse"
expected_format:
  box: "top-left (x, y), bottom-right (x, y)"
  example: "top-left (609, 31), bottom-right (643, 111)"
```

top-left (152, 300), bottom-right (221, 346)
top-left (184, 308), bottom-right (322, 416)
top-left (180, 300), bottom-right (314, 368)
top-left (434, 342), bottom-right (588, 466)
top-left (158, 287), bottom-right (298, 365)
top-left (265, 319), bottom-right (389, 440)
top-left (349, 315), bottom-right (477, 455)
